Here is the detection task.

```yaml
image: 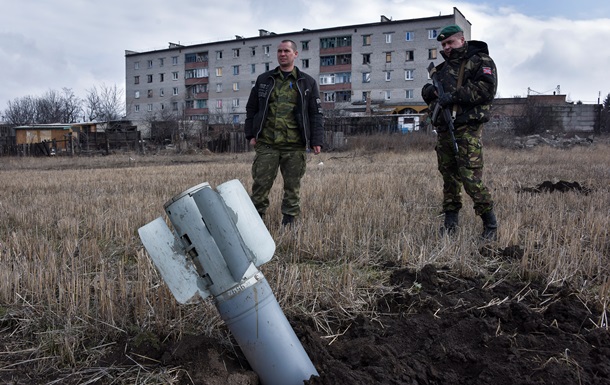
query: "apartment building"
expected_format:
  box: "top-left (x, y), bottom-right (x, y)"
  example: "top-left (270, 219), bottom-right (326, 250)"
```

top-left (124, 7), bottom-right (470, 133)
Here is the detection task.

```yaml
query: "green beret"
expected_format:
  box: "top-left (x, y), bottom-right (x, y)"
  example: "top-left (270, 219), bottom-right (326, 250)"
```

top-left (437, 24), bottom-right (463, 41)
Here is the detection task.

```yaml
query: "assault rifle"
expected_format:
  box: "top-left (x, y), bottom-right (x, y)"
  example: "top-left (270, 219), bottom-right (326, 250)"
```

top-left (427, 62), bottom-right (459, 155)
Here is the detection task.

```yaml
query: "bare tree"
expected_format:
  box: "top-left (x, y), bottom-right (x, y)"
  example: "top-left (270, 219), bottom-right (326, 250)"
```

top-left (84, 84), bottom-right (125, 122)
top-left (512, 100), bottom-right (561, 136)
top-left (4, 96), bottom-right (38, 125)
top-left (4, 89), bottom-right (81, 124)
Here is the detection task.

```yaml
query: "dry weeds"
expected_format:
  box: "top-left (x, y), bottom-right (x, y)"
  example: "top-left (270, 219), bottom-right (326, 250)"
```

top-left (0, 133), bottom-right (608, 383)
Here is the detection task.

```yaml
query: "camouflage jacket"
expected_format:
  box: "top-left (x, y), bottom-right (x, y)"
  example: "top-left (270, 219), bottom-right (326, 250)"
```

top-left (423, 40), bottom-right (497, 128)
top-left (245, 66), bottom-right (324, 149)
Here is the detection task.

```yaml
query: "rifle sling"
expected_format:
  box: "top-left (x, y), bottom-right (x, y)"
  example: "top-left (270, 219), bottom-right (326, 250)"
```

top-left (452, 61), bottom-right (467, 119)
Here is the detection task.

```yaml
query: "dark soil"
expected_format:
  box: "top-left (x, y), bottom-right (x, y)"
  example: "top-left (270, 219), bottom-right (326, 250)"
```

top-left (518, 180), bottom-right (592, 195)
top-left (2, 257), bottom-right (608, 384)
top-left (108, 258), bottom-right (609, 385)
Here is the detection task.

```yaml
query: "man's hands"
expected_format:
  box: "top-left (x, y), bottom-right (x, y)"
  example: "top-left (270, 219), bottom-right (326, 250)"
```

top-left (421, 83), bottom-right (437, 101)
top-left (438, 92), bottom-right (456, 107)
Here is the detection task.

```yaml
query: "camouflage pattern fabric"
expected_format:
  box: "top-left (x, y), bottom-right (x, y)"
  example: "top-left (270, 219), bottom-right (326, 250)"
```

top-left (259, 71), bottom-right (302, 145)
top-left (251, 144), bottom-right (306, 217)
top-left (435, 124), bottom-right (493, 215)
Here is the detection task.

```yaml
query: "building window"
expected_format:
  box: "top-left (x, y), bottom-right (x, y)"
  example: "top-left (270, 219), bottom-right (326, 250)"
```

top-left (362, 72), bottom-right (371, 83)
top-left (363, 35), bottom-right (371, 46)
top-left (173, 87), bottom-right (179, 95)
top-left (159, 73), bottom-right (165, 82)
top-left (406, 50), bottom-right (414, 61)
top-left (147, 60), bottom-right (153, 68)
top-left (324, 92), bottom-right (335, 102)
top-left (301, 59), bottom-right (309, 68)
top-left (251, 46), bottom-right (256, 56)
top-left (385, 52), bottom-right (392, 63)
top-left (385, 33), bottom-right (392, 43)
top-left (265, 63), bottom-right (270, 71)
top-left (172, 71), bottom-right (179, 80)
top-left (233, 82), bottom-right (239, 91)
top-left (232, 98), bottom-right (239, 107)
top-left (134, 61), bottom-right (140, 70)
top-left (406, 89), bottom-right (414, 99)
top-left (159, 58), bottom-right (164, 66)
top-left (172, 102), bottom-right (178, 111)
top-left (384, 90), bottom-right (391, 100)
top-left (301, 41), bottom-right (309, 51)
top-left (233, 115), bottom-right (239, 124)
top-left (233, 48), bottom-right (240, 58)
top-left (216, 68), bottom-right (223, 77)
top-left (428, 48), bottom-right (437, 60)
top-left (172, 56), bottom-right (178, 65)
top-left (319, 74), bottom-right (335, 85)
top-left (428, 29), bottom-right (439, 40)
top-left (263, 45), bottom-right (270, 56)
top-left (320, 36), bottom-right (351, 48)
top-left (216, 50), bottom-right (223, 59)
top-left (147, 89), bottom-right (153, 98)
top-left (251, 64), bottom-right (256, 74)
top-left (147, 74), bottom-right (153, 83)
top-left (134, 91), bottom-right (140, 99)
top-left (385, 71), bottom-right (391, 81)
top-left (216, 83), bottom-right (222, 92)
top-left (232, 65), bottom-right (239, 75)
top-left (160, 103), bottom-right (165, 110)
top-left (147, 103), bottom-right (153, 111)
top-left (336, 91), bottom-right (351, 102)
top-left (134, 76), bottom-right (140, 84)
top-left (405, 31), bottom-right (414, 41)
top-left (405, 69), bottom-right (414, 80)
top-left (160, 88), bottom-right (164, 97)
top-left (196, 99), bottom-right (207, 108)
top-left (216, 99), bottom-right (223, 109)
top-left (134, 104), bottom-right (140, 112)
top-left (362, 53), bottom-right (371, 65)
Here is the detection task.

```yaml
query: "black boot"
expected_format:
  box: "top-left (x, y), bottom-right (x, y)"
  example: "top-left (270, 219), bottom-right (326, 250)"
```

top-left (441, 210), bottom-right (459, 235)
top-left (480, 210), bottom-right (498, 241)
top-left (281, 214), bottom-right (295, 227)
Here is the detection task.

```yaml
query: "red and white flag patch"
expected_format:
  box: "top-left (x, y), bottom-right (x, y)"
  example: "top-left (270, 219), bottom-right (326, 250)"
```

top-left (483, 67), bottom-right (493, 75)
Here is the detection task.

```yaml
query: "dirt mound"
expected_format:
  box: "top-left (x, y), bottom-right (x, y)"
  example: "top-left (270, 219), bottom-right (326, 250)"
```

top-left (519, 180), bottom-right (592, 194)
top-left (109, 260), bottom-right (609, 385)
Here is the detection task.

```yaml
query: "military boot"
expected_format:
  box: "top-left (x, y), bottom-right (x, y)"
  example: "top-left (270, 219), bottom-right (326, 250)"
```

top-left (281, 214), bottom-right (295, 227)
top-left (441, 210), bottom-right (459, 235)
top-left (480, 210), bottom-right (498, 241)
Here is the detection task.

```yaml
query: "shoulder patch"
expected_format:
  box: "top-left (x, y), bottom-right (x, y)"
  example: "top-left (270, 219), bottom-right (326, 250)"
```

top-left (483, 67), bottom-right (493, 75)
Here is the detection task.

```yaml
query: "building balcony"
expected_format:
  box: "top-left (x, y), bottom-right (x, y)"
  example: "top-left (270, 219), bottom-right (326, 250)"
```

top-left (320, 46), bottom-right (351, 55)
top-left (185, 61), bottom-right (209, 69)
top-left (185, 77), bottom-right (209, 86)
top-left (320, 64), bottom-right (352, 72)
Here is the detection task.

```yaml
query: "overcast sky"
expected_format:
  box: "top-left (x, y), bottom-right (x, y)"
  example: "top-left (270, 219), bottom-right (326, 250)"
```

top-left (1, 0), bottom-right (609, 115)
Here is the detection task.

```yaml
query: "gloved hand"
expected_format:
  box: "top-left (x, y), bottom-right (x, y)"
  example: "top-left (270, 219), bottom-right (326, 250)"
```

top-left (421, 83), bottom-right (437, 101)
top-left (438, 92), bottom-right (456, 107)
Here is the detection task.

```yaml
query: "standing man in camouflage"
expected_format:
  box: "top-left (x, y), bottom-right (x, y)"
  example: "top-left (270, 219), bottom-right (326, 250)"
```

top-left (245, 39), bottom-right (324, 226)
top-left (421, 25), bottom-right (498, 240)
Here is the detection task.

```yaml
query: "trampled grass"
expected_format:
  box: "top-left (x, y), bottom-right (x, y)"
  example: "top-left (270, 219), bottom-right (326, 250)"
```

top-left (0, 133), bottom-right (608, 382)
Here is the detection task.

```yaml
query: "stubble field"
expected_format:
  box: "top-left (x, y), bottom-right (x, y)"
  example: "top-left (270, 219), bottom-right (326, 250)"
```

top-left (0, 133), bottom-right (609, 384)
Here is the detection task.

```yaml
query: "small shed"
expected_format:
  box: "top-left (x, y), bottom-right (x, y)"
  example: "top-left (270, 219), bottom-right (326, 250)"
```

top-left (14, 123), bottom-right (77, 151)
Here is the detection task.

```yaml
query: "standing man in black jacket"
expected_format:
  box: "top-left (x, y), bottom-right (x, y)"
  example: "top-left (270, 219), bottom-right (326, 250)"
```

top-left (421, 25), bottom-right (498, 240)
top-left (245, 39), bottom-right (324, 226)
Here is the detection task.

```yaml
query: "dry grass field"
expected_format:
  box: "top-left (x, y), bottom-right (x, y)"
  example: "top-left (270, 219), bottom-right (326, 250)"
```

top-left (0, 132), bottom-right (608, 384)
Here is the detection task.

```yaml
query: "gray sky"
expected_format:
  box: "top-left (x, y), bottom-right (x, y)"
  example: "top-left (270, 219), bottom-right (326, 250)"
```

top-left (1, 0), bottom-right (609, 114)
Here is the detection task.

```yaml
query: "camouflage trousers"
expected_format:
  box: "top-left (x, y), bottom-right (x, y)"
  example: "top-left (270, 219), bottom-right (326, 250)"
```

top-left (435, 124), bottom-right (494, 216)
top-left (251, 144), bottom-right (307, 217)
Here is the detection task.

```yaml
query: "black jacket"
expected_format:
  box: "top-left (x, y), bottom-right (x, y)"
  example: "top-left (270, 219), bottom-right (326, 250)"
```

top-left (245, 66), bottom-right (324, 149)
